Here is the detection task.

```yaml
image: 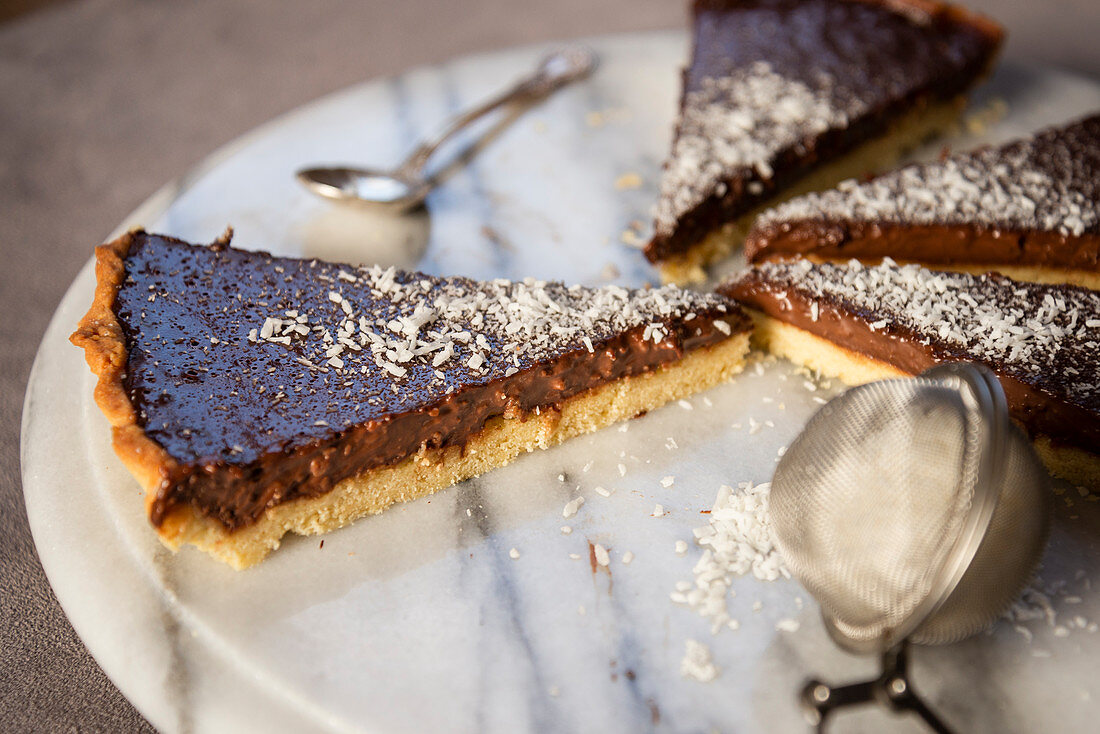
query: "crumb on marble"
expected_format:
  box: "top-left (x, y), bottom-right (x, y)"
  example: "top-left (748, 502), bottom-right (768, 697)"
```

top-left (614, 172), bottom-right (644, 190)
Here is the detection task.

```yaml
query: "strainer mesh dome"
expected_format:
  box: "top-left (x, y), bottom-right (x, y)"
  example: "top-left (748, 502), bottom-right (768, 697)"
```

top-left (770, 378), bottom-right (983, 645)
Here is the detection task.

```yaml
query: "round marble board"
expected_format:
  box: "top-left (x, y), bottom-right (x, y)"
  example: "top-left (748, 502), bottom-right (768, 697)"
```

top-left (21, 31), bottom-right (1100, 734)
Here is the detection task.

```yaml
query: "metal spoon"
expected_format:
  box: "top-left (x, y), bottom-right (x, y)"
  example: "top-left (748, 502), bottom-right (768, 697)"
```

top-left (296, 46), bottom-right (598, 212)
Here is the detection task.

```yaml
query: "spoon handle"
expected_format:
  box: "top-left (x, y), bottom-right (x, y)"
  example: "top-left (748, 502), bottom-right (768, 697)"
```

top-left (396, 46), bottom-right (598, 179)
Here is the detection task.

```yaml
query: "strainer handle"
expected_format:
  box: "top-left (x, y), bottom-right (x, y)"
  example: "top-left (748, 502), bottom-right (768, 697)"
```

top-left (801, 678), bottom-right (875, 729)
top-left (800, 643), bottom-right (955, 734)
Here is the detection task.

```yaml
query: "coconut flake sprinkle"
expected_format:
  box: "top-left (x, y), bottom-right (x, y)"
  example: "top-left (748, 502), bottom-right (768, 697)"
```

top-left (756, 115), bottom-right (1100, 238)
top-left (654, 61), bottom-right (853, 237)
top-left (738, 258), bottom-right (1100, 409)
top-left (251, 265), bottom-right (734, 390)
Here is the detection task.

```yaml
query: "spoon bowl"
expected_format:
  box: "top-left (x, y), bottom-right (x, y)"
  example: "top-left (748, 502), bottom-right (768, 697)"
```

top-left (296, 46), bottom-right (597, 211)
top-left (295, 167), bottom-right (429, 213)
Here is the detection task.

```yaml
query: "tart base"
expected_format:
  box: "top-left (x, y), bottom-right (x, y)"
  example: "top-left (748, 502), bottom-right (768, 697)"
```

top-left (745, 308), bottom-right (908, 385)
top-left (657, 97), bottom-right (968, 285)
top-left (745, 309), bottom-right (1100, 490)
top-left (157, 332), bottom-right (750, 569)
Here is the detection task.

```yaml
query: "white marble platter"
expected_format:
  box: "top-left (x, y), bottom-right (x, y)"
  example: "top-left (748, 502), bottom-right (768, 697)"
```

top-left (21, 31), bottom-right (1100, 734)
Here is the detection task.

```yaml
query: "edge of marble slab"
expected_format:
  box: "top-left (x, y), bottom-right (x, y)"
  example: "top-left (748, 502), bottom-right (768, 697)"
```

top-left (22, 32), bottom-right (1100, 734)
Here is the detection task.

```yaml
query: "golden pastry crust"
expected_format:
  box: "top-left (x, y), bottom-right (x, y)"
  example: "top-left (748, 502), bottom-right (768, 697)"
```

top-left (70, 230), bottom-right (181, 521)
top-left (746, 308), bottom-right (1100, 490)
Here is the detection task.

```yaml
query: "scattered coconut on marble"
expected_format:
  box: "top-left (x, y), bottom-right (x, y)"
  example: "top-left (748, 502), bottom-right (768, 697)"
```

top-left (672, 481), bottom-right (789, 634)
top-left (680, 639), bottom-right (721, 683)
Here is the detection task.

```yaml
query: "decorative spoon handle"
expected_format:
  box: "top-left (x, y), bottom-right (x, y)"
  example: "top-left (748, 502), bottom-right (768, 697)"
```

top-left (396, 46), bottom-right (598, 179)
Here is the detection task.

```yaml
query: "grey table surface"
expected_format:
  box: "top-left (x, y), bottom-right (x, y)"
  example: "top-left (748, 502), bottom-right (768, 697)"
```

top-left (2, 0), bottom-right (1098, 731)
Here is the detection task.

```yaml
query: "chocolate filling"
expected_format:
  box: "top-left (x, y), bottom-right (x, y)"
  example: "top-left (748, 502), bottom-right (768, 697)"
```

top-left (746, 221), bottom-right (1100, 271)
top-left (113, 233), bottom-right (748, 531)
top-left (724, 272), bottom-right (1100, 454)
top-left (147, 319), bottom-right (738, 530)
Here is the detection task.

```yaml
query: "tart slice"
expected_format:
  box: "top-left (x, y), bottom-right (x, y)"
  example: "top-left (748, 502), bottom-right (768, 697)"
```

top-left (72, 230), bottom-right (752, 568)
top-left (747, 113), bottom-right (1100, 288)
top-left (721, 259), bottom-right (1100, 488)
top-left (647, 0), bottom-right (1003, 284)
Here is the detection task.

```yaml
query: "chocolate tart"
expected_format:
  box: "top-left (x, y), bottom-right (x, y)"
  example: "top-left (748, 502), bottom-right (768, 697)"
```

top-left (647, 0), bottom-right (1003, 284)
top-left (721, 259), bottom-right (1100, 488)
top-left (71, 230), bottom-right (751, 568)
top-left (747, 113), bottom-right (1100, 288)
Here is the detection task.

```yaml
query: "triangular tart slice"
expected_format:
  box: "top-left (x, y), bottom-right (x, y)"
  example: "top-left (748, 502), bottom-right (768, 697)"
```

top-left (747, 113), bottom-right (1100, 289)
top-left (72, 230), bottom-right (751, 568)
top-left (721, 258), bottom-right (1100, 488)
top-left (647, 0), bottom-right (1003, 283)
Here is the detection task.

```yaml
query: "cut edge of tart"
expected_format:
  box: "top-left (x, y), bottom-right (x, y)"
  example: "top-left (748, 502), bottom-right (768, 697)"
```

top-left (721, 258), bottom-right (1100, 490)
top-left (71, 230), bottom-right (752, 569)
top-left (646, 0), bottom-right (1004, 284)
top-left (152, 333), bottom-right (750, 569)
top-left (654, 100), bottom-right (968, 284)
top-left (745, 113), bottom-right (1100, 289)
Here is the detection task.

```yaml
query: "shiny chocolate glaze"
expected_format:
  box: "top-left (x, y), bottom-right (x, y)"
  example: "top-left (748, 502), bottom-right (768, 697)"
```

top-left (723, 266), bottom-right (1100, 454)
top-left (646, 0), bottom-right (1002, 264)
top-left (114, 233), bottom-right (749, 530)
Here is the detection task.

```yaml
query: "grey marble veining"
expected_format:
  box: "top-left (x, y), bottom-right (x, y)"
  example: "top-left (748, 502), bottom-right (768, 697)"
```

top-left (21, 33), bottom-right (1100, 733)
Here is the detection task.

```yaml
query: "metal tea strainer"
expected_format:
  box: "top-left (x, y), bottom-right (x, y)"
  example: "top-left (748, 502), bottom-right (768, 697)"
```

top-left (770, 362), bottom-right (1051, 733)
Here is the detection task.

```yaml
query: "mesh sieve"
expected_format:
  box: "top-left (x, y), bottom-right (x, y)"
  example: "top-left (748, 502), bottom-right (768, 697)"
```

top-left (771, 363), bottom-right (1050, 654)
